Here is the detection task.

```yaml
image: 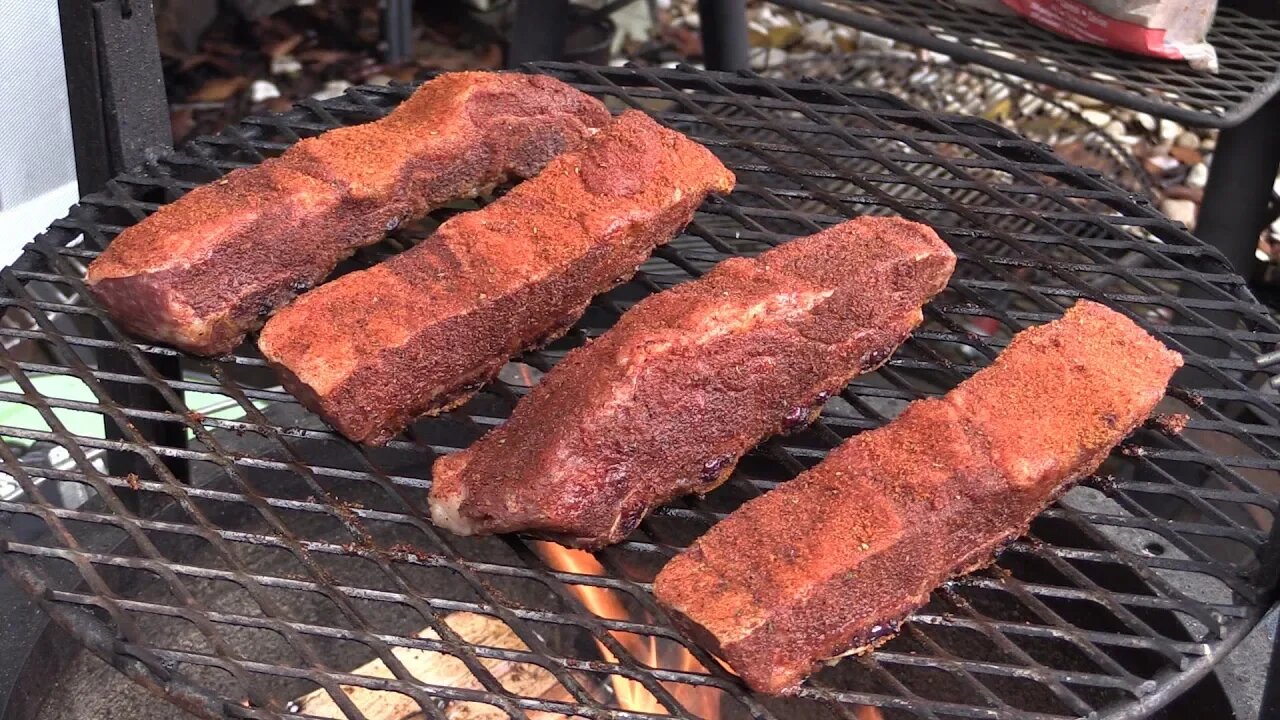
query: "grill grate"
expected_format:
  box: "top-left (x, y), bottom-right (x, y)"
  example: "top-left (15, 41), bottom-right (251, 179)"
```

top-left (764, 0), bottom-right (1280, 127)
top-left (2, 63), bottom-right (1280, 720)
top-left (761, 50), bottom-right (1155, 198)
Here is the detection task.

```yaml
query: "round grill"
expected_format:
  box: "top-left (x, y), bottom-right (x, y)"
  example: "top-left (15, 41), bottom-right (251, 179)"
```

top-left (1, 64), bottom-right (1278, 720)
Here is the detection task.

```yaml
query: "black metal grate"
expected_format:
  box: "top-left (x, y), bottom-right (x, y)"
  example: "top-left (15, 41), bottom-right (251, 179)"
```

top-left (762, 50), bottom-right (1155, 197)
top-left (765, 0), bottom-right (1280, 127)
top-left (1, 63), bottom-right (1279, 720)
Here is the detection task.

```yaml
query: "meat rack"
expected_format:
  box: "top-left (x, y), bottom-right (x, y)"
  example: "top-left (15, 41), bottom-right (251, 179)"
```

top-left (1, 63), bottom-right (1278, 720)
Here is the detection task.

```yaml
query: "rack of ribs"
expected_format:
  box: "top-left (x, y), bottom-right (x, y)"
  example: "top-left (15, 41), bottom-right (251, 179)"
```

top-left (86, 72), bottom-right (610, 355)
top-left (429, 216), bottom-right (957, 547)
top-left (260, 110), bottom-right (736, 445)
top-left (654, 300), bottom-right (1183, 694)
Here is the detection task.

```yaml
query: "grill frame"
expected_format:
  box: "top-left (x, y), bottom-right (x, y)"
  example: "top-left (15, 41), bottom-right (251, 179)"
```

top-left (762, 0), bottom-right (1280, 127)
top-left (0, 63), bottom-right (1278, 720)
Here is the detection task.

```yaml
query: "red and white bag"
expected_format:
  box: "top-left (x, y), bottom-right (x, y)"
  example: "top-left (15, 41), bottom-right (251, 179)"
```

top-left (964, 0), bottom-right (1220, 72)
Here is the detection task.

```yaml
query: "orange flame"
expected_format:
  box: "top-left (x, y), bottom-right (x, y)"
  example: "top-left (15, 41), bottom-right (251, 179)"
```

top-left (856, 706), bottom-right (886, 720)
top-left (535, 542), bottom-right (721, 717)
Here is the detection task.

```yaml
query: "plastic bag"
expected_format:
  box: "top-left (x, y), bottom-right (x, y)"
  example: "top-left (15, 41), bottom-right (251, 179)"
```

top-left (963, 0), bottom-right (1220, 72)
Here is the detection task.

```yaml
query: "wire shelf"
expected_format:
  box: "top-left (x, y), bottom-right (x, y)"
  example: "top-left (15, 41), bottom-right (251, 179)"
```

top-left (765, 0), bottom-right (1280, 127)
top-left (762, 50), bottom-right (1155, 198)
top-left (1, 64), bottom-right (1279, 720)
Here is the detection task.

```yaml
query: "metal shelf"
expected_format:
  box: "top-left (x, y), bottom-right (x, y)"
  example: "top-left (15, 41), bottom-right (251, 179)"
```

top-left (768, 0), bottom-right (1280, 128)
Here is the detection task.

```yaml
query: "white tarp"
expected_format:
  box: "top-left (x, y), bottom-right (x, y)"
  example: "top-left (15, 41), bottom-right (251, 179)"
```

top-left (0, 2), bottom-right (78, 265)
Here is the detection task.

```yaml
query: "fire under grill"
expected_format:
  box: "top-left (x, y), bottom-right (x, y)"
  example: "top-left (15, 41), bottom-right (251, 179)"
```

top-left (1, 63), bottom-right (1279, 720)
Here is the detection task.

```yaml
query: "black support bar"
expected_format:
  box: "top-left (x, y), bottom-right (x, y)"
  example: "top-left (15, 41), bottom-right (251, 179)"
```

top-left (92, 0), bottom-right (172, 174)
top-left (382, 0), bottom-right (414, 63)
top-left (60, 0), bottom-right (172, 191)
top-left (1195, 96), bottom-right (1280, 279)
top-left (58, 0), bottom-right (110, 195)
top-left (1254, 602), bottom-right (1274, 712)
top-left (507, 0), bottom-right (572, 67)
top-left (697, 0), bottom-right (750, 71)
top-left (58, 0), bottom-right (185, 486)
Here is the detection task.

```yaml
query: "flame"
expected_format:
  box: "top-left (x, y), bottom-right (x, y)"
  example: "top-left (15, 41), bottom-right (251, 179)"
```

top-left (535, 542), bottom-right (721, 717)
top-left (856, 707), bottom-right (886, 720)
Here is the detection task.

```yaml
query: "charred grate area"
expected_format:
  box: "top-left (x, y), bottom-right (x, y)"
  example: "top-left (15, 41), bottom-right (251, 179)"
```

top-left (764, 0), bottom-right (1280, 127)
top-left (1, 63), bottom-right (1279, 720)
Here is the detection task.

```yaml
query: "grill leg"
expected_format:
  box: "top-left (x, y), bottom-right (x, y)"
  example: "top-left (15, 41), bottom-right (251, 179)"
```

top-left (383, 0), bottom-right (414, 63)
top-left (697, 0), bottom-right (750, 71)
top-left (101, 359), bottom-right (190, 493)
top-left (58, 0), bottom-right (186, 489)
top-left (59, 0), bottom-right (173, 192)
top-left (1260, 604), bottom-right (1280, 719)
top-left (506, 0), bottom-right (571, 67)
top-left (1196, 95), bottom-right (1280, 279)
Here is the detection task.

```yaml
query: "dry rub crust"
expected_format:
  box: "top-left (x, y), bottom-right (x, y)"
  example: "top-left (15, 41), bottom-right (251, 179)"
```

top-left (259, 110), bottom-right (736, 445)
top-left (653, 300), bottom-right (1183, 695)
top-left (86, 72), bottom-right (610, 355)
top-left (428, 217), bottom-right (956, 547)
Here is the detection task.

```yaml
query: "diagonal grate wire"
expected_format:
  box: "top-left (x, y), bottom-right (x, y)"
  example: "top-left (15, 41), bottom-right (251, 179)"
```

top-left (0, 64), bottom-right (1278, 720)
top-left (765, 0), bottom-right (1280, 127)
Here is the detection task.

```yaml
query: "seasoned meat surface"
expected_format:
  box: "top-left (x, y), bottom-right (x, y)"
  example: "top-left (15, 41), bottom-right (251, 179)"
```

top-left (87, 72), bottom-right (610, 355)
top-left (654, 300), bottom-right (1182, 694)
top-left (429, 216), bottom-right (956, 547)
top-left (260, 110), bottom-right (735, 444)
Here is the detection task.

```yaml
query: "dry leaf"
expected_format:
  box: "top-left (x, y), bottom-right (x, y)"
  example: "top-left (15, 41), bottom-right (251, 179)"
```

top-left (176, 53), bottom-right (214, 73)
top-left (170, 108), bottom-right (195, 141)
top-left (190, 76), bottom-right (248, 102)
top-left (1142, 155), bottom-right (1179, 176)
top-left (204, 40), bottom-right (247, 57)
top-left (1163, 185), bottom-right (1204, 203)
top-left (390, 65), bottom-right (419, 82)
top-left (1169, 145), bottom-right (1202, 165)
top-left (264, 96), bottom-right (294, 113)
top-left (265, 33), bottom-right (304, 59)
top-left (299, 48), bottom-right (353, 66)
top-left (665, 26), bottom-right (702, 58)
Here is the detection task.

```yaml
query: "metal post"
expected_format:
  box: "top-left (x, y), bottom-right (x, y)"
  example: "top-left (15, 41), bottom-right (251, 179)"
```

top-left (697, 0), bottom-right (750, 71)
top-left (1260, 531), bottom-right (1280, 720)
top-left (91, 0), bottom-right (173, 179)
top-left (1196, 95), bottom-right (1280, 280)
top-left (59, 0), bottom-right (185, 487)
top-left (383, 0), bottom-right (414, 63)
top-left (59, 0), bottom-right (173, 193)
top-left (58, 0), bottom-right (110, 194)
top-left (0, 2), bottom-right (182, 716)
top-left (59, 0), bottom-right (172, 187)
top-left (1254, 485), bottom-right (1280, 720)
top-left (507, 0), bottom-right (572, 67)
top-left (1264, 620), bottom-right (1280, 720)
top-left (0, 563), bottom-right (77, 720)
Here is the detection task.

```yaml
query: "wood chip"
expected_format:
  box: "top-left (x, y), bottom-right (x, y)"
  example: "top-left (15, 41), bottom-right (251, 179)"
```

top-left (1159, 198), bottom-right (1198, 228)
top-left (293, 613), bottom-right (581, 720)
